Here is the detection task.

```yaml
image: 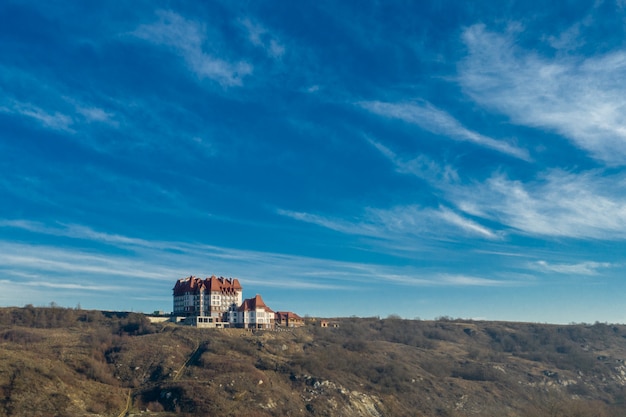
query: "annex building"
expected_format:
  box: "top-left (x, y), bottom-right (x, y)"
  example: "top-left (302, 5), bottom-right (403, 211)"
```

top-left (173, 275), bottom-right (299, 329)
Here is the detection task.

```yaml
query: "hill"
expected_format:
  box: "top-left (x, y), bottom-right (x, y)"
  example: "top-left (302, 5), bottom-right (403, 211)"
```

top-left (1, 307), bottom-right (626, 416)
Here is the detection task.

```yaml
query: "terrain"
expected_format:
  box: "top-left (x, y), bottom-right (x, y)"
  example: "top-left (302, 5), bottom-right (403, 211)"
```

top-left (1, 307), bottom-right (626, 416)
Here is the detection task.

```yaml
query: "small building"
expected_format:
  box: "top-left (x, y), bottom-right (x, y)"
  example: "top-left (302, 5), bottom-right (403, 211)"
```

top-left (275, 311), bottom-right (305, 327)
top-left (234, 294), bottom-right (274, 329)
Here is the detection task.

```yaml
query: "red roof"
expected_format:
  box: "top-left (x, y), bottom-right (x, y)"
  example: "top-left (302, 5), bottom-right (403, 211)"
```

top-left (238, 294), bottom-right (273, 312)
top-left (173, 275), bottom-right (243, 296)
top-left (275, 311), bottom-right (303, 320)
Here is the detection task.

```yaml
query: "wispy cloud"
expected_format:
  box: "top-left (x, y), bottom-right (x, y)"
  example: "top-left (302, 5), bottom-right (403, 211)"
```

top-left (378, 272), bottom-right (517, 287)
top-left (437, 274), bottom-right (516, 287)
top-left (545, 16), bottom-right (592, 51)
top-left (74, 105), bottom-right (118, 127)
top-left (367, 138), bottom-right (460, 183)
top-left (278, 203), bottom-right (501, 241)
top-left (459, 23), bottom-right (626, 165)
top-left (239, 18), bottom-right (285, 58)
top-left (534, 260), bottom-right (614, 275)
top-left (0, 65), bottom-right (119, 136)
top-left (0, 219), bottom-right (158, 248)
top-left (0, 220), bottom-right (512, 303)
top-left (28, 281), bottom-right (123, 291)
top-left (368, 133), bottom-right (626, 241)
top-left (0, 100), bottom-right (74, 132)
top-left (436, 207), bottom-right (500, 239)
top-left (133, 10), bottom-right (252, 86)
top-left (0, 246), bottom-right (174, 280)
top-left (359, 100), bottom-right (530, 160)
top-left (448, 169), bottom-right (626, 239)
top-left (368, 133), bottom-right (626, 242)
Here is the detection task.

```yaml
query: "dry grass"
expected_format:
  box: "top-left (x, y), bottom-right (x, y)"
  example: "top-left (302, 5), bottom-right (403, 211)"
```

top-left (2, 308), bottom-right (626, 416)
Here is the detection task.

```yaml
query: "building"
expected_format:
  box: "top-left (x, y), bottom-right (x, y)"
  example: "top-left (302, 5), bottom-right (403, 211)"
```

top-left (173, 276), bottom-right (304, 329)
top-left (275, 311), bottom-right (305, 327)
top-left (172, 275), bottom-right (243, 321)
top-left (234, 294), bottom-right (275, 329)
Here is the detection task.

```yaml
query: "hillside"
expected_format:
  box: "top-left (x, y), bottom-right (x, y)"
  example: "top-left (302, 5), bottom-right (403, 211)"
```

top-left (1, 307), bottom-right (626, 416)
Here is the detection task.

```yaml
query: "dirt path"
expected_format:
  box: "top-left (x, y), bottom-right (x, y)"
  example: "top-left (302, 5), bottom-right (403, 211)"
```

top-left (116, 389), bottom-right (132, 417)
top-left (173, 342), bottom-right (202, 381)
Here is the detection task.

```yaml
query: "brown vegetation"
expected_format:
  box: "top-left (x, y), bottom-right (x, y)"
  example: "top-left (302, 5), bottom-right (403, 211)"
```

top-left (1, 308), bottom-right (626, 416)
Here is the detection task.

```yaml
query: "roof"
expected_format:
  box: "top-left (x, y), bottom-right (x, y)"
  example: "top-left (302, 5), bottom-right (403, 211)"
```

top-left (173, 275), bottom-right (243, 296)
top-left (238, 294), bottom-right (273, 313)
top-left (275, 311), bottom-right (304, 320)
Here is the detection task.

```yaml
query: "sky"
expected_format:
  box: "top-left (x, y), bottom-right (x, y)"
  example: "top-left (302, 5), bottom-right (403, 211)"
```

top-left (2, 1), bottom-right (626, 324)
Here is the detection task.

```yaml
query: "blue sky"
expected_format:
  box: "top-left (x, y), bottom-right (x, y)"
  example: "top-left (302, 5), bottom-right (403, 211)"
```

top-left (2, 1), bottom-right (626, 323)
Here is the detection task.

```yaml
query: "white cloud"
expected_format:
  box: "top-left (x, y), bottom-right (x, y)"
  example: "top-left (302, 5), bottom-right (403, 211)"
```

top-left (459, 24), bottom-right (626, 165)
top-left (377, 272), bottom-right (516, 287)
top-left (534, 260), bottom-right (613, 275)
top-left (367, 135), bottom-right (626, 241)
top-left (0, 100), bottom-right (73, 131)
top-left (133, 10), bottom-right (252, 86)
top-left (437, 274), bottom-right (515, 287)
top-left (0, 68), bottom-right (119, 136)
top-left (0, 248), bottom-right (172, 280)
top-left (27, 281), bottom-right (123, 291)
top-left (279, 202), bottom-right (500, 241)
top-left (367, 137), bottom-right (459, 183)
top-left (75, 106), bottom-right (116, 125)
top-left (277, 208), bottom-right (377, 236)
top-left (437, 207), bottom-right (500, 239)
top-left (240, 18), bottom-right (285, 58)
top-left (545, 19), bottom-right (588, 51)
top-left (359, 100), bottom-right (530, 160)
top-left (449, 169), bottom-right (626, 239)
top-left (0, 220), bottom-right (510, 303)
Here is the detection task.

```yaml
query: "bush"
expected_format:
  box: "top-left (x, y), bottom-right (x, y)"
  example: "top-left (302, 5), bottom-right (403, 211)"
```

top-left (0, 329), bottom-right (44, 344)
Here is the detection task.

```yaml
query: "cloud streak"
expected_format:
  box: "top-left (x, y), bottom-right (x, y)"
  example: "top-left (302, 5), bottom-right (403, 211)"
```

top-left (133, 10), bottom-right (252, 86)
top-left (460, 24), bottom-right (626, 165)
top-left (451, 169), bottom-right (626, 240)
top-left (0, 219), bottom-right (511, 302)
top-left (359, 100), bottom-right (530, 160)
top-left (367, 138), bottom-right (626, 241)
top-left (367, 138), bottom-right (460, 184)
top-left (534, 260), bottom-right (614, 275)
top-left (279, 202), bottom-right (501, 241)
top-left (0, 100), bottom-right (74, 132)
top-left (379, 272), bottom-right (517, 287)
top-left (239, 18), bottom-right (285, 58)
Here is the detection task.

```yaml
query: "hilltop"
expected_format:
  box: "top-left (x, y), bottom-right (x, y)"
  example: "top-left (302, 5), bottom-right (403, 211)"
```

top-left (1, 306), bottom-right (626, 416)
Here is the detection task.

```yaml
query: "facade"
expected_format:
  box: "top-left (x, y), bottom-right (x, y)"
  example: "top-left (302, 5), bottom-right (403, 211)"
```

top-left (275, 311), bottom-right (305, 327)
top-left (172, 275), bottom-right (243, 320)
top-left (234, 294), bottom-right (275, 329)
top-left (184, 315), bottom-right (229, 328)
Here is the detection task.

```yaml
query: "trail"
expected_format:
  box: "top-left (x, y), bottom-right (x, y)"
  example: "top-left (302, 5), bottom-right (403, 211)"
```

top-left (173, 342), bottom-right (202, 381)
top-left (116, 389), bottom-right (132, 417)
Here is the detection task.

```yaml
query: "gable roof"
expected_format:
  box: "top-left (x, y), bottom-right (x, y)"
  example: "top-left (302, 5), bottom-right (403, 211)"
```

top-left (173, 275), bottom-right (243, 296)
top-left (275, 311), bottom-right (304, 320)
top-left (238, 294), bottom-right (273, 313)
